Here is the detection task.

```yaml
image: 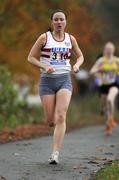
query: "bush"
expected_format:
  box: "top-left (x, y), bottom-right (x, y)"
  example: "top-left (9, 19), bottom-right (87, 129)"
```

top-left (0, 65), bottom-right (20, 125)
top-left (0, 65), bottom-right (43, 129)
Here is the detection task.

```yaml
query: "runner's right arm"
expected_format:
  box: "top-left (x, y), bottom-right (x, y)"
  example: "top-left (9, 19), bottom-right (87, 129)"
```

top-left (28, 34), bottom-right (55, 73)
top-left (90, 58), bottom-right (103, 75)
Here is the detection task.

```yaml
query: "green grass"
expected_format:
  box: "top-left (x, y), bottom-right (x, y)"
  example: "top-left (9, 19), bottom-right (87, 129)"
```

top-left (95, 160), bottom-right (119, 180)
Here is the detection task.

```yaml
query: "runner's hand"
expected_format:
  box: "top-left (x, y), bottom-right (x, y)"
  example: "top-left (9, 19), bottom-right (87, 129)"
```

top-left (97, 66), bottom-right (104, 73)
top-left (73, 64), bottom-right (79, 73)
top-left (44, 65), bottom-right (55, 73)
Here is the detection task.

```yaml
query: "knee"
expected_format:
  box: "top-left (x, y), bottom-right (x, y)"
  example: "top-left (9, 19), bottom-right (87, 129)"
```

top-left (107, 87), bottom-right (118, 102)
top-left (45, 117), bottom-right (54, 127)
top-left (56, 112), bottom-right (66, 124)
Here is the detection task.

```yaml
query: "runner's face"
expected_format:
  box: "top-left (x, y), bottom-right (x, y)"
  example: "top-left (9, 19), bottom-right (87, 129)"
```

top-left (104, 47), bottom-right (115, 57)
top-left (52, 12), bottom-right (66, 32)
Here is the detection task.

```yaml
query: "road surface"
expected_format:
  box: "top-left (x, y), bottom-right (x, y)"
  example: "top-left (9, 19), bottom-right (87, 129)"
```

top-left (0, 125), bottom-right (119, 180)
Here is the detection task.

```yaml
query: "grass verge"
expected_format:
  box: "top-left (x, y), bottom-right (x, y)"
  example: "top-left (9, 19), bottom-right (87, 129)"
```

top-left (94, 160), bottom-right (119, 180)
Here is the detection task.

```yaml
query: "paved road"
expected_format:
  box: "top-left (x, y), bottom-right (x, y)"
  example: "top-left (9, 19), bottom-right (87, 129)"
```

top-left (0, 125), bottom-right (119, 180)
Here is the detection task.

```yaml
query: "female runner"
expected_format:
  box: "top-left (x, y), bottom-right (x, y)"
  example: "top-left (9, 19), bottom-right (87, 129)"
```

top-left (28, 9), bottom-right (84, 164)
top-left (90, 42), bottom-right (119, 135)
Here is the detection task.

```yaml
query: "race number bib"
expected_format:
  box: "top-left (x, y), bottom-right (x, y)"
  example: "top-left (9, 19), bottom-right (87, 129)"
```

top-left (50, 47), bottom-right (69, 65)
top-left (103, 71), bottom-right (116, 84)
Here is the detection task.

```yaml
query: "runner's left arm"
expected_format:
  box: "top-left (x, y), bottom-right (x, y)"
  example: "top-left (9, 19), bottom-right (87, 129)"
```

top-left (70, 35), bottom-right (84, 73)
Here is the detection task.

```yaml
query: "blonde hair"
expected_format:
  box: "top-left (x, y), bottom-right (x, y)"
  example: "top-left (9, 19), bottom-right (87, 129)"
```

top-left (104, 42), bottom-right (115, 52)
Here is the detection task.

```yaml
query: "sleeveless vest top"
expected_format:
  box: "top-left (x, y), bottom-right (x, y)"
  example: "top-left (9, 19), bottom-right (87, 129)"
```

top-left (96, 56), bottom-right (119, 85)
top-left (40, 31), bottom-right (72, 75)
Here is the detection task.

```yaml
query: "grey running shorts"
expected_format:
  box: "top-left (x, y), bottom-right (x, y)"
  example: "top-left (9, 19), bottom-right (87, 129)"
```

top-left (39, 73), bottom-right (72, 96)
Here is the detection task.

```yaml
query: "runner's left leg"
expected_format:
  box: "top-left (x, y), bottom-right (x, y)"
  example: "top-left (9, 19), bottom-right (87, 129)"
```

top-left (105, 86), bottom-right (118, 135)
top-left (53, 89), bottom-right (72, 152)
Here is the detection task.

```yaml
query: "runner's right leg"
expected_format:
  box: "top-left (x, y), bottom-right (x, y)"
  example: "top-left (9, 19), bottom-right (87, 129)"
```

top-left (49, 89), bottom-right (72, 164)
top-left (100, 94), bottom-right (107, 116)
top-left (41, 95), bottom-right (56, 127)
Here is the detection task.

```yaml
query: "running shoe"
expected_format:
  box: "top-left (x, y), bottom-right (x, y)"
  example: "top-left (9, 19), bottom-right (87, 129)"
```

top-left (48, 151), bottom-right (59, 164)
top-left (105, 118), bottom-right (115, 135)
top-left (105, 124), bottom-right (112, 136)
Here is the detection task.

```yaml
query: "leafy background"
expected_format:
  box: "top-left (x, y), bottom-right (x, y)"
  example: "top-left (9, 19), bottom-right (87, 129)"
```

top-left (0, 0), bottom-right (119, 80)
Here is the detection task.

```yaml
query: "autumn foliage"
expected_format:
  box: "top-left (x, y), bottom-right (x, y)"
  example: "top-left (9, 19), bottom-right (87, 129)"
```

top-left (0, 0), bottom-right (102, 80)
